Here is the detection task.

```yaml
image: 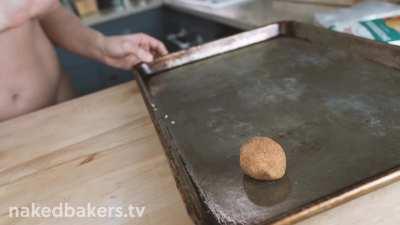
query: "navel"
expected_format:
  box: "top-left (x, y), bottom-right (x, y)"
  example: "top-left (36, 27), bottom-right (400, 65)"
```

top-left (11, 93), bottom-right (19, 102)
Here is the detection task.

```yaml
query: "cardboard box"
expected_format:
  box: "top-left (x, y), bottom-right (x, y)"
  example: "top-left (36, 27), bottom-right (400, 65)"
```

top-left (73, 0), bottom-right (99, 17)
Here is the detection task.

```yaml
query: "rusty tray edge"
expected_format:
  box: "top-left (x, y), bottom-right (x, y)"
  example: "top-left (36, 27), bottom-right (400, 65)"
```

top-left (133, 71), bottom-right (211, 224)
top-left (267, 167), bottom-right (400, 225)
top-left (135, 22), bottom-right (282, 76)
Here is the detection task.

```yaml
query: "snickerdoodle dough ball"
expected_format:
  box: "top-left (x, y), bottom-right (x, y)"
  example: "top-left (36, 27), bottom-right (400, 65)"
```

top-left (240, 137), bottom-right (286, 181)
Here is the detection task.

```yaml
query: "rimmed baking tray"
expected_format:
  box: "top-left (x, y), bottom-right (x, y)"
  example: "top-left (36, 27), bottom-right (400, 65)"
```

top-left (133, 21), bottom-right (400, 225)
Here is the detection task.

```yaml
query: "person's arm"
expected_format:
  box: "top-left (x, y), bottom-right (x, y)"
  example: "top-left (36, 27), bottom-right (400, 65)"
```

top-left (40, 5), bottom-right (168, 70)
top-left (0, 0), bottom-right (59, 32)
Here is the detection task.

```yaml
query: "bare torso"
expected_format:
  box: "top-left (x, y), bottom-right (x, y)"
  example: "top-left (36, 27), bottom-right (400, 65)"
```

top-left (0, 19), bottom-right (66, 121)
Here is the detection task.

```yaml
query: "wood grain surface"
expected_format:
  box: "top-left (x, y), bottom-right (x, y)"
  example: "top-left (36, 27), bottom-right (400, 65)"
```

top-left (0, 82), bottom-right (192, 225)
top-left (0, 81), bottom-right (399, 225)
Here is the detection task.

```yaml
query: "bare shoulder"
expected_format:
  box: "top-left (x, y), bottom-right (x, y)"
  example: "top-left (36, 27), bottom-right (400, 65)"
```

top-left (0, 0), bottom-right (59, 31)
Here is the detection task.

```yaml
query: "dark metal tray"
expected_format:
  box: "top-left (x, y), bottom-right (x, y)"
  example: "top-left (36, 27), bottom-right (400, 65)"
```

top-left (133, 21), bottom-right (400, 225)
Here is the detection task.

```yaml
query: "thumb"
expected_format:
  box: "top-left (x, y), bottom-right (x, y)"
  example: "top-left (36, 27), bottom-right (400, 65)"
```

top-left (122, 42), bottom-right (153, 63)
top-left (132, 46), bottom-right (154, 63)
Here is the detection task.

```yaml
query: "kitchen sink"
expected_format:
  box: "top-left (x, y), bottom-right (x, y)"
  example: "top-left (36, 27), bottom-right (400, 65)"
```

top-left (57, 5), bottom-right (242, 96)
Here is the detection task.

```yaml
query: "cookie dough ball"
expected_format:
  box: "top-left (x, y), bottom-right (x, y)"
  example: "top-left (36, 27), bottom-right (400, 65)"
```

top-left (240, 137), bottom-right (286, 181)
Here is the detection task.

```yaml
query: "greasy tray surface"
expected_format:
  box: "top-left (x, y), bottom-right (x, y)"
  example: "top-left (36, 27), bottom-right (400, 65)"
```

top-left (144, 33), bottom-right (400, 224)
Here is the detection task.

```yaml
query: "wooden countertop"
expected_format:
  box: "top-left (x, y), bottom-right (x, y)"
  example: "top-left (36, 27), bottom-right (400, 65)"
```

top-left (0, 82), bottom-right (191, 225)
top-left (0, 81), bottom-right (399, 225)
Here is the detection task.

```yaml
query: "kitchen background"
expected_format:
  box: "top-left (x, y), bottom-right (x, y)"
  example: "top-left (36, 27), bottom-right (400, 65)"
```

top-left (58, 0), bottom-right (400, 96)
top-left (57, 0), bottom-right (242, 96)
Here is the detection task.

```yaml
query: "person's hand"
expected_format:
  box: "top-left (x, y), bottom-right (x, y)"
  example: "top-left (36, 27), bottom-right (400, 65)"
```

top-left (98, 33), bottom-right (168, 70)
top-left (0, 0), bottom-right (59, 30)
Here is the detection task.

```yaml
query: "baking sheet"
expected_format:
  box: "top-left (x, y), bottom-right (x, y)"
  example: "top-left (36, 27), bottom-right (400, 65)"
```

top-left (134, 22), bottom-right (400, 225)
